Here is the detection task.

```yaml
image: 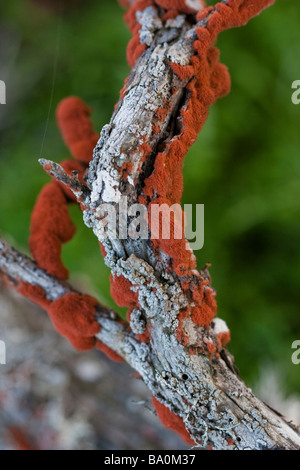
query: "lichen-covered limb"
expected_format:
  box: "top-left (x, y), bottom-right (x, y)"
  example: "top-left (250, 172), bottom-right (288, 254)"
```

top-left (0, 236), bottom-right (112, 321)
top-left (0, 236), bottom-right (141, 360)
top-left (34, 0), bottom-right (300, 449)
top-left (1, 236), bottom-right (300, 449)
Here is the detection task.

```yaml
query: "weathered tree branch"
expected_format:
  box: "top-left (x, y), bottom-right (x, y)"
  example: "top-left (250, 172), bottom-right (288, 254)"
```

top-left (1, 235), bottom-right (300, 449)
top-left (1, 0), bottom-right (300, 450)
top-left (0, 236), bottom-right (150, 372)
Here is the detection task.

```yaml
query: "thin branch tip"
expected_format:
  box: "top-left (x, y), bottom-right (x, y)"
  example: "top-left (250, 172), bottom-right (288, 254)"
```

top-left (38, 158), bottom-right (90, 200)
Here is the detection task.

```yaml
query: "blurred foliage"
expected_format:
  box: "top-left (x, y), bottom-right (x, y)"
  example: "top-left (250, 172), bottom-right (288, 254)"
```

top-left (0, 0), bottom-right (299, 394)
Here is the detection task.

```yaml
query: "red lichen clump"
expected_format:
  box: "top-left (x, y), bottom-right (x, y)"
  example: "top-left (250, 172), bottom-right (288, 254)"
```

top-left (217, 330), bottom-right (231, 348)
top-left (196, 0), bottom-right (275, 38)
top-left (152, 396), bottom-right (195, 445)
top-left (27, 96), bottom-right (126, 362)
top-left (155, 0), bottom-right (205, 14)
top-left (141, 47), bottom-right (231, 324)
top-left (110, 274), bottom-right (139, 308)
top-left (110, 275), bottom-right (152, 343)
top-left (18, 281), bottom-right (51, 311)
top-left (23, 286), bottom-right (119, 360)
top-left (30, 96), bottom-right (100, 281)
top-left (190, 283), bottom-right (217, 327)
top-left (56, 96), bottom-right (99, 165)
top-left (18, 279), bottom-right (123, 360)
top-left (48, 293), bottom-right (100, 351)
top-left (29, 182), bottom-right (76, 280)
top-left (124, 0), bottom-right (153, 67)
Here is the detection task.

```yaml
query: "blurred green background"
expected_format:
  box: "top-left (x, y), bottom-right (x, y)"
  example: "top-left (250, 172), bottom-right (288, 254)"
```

top-left (0, 0), bottom-right (299, 394)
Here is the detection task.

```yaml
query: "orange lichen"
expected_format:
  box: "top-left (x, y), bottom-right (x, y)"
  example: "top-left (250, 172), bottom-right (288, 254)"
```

top-left (204, 340), bottom-right (216, 354)
top-left (56, 96), bottom-right (99, 165)
top-left (121, 161), bottom-right (134, 180)
top-left (190, 285), bottom-right (217, 327)
top-left (29, 182), bottom-right (76, 280)
top-left (217, 331), bottom-right (231, 348)
top-left (110, 273), bottom-right (152, 344)
top-left (96, 340), bottom-right (123, 362)
top-left (140, 4), bottom-right (261, 321)
top-left (48, 293), bottom-right (100, 351)
top-left (124, 0), bottom-right (153, 67)
top-left (26, 94), bottom-right (134, 361)
top-left (196, 0), bottom-right (275, 40)
top-left (18, 280), bottom-right (126, 361)
top-left (29, 94), bottom-right (98, 282)
top-left (135, 326), bottom-right (151, 344)
top-left (162, 9), bottom-right (184, 20)
top-left (175, 309), bottom-right (190, 346)
top-left (1, 0), bottom-right (276, 451)
top-left (17, 282), bottom-right (51, 310)
top-left (155, 0), bottom-right (205, 14)
top-left (137, 4), bottom-right (233, 330)
top-left (148, 198), bottom-right (196, 275)
top-left (127, 34), bottom-right (147, 68)
top-left (152, 396), bottom-right (195, 445)
top-left (99, 242), bottom-right (107, 258)
top-left (110, 274), bottom-right (139, 308)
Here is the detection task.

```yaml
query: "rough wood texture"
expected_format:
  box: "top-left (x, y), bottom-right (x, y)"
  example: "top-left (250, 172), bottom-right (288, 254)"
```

top-left (1, 0), bottom-right (300, 449)
top-left (1, 236), bottom-right (300, 449)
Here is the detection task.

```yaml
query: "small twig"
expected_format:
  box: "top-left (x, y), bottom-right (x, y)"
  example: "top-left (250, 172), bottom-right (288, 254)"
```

top-left (39, 158), bottom-right (90, 203)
